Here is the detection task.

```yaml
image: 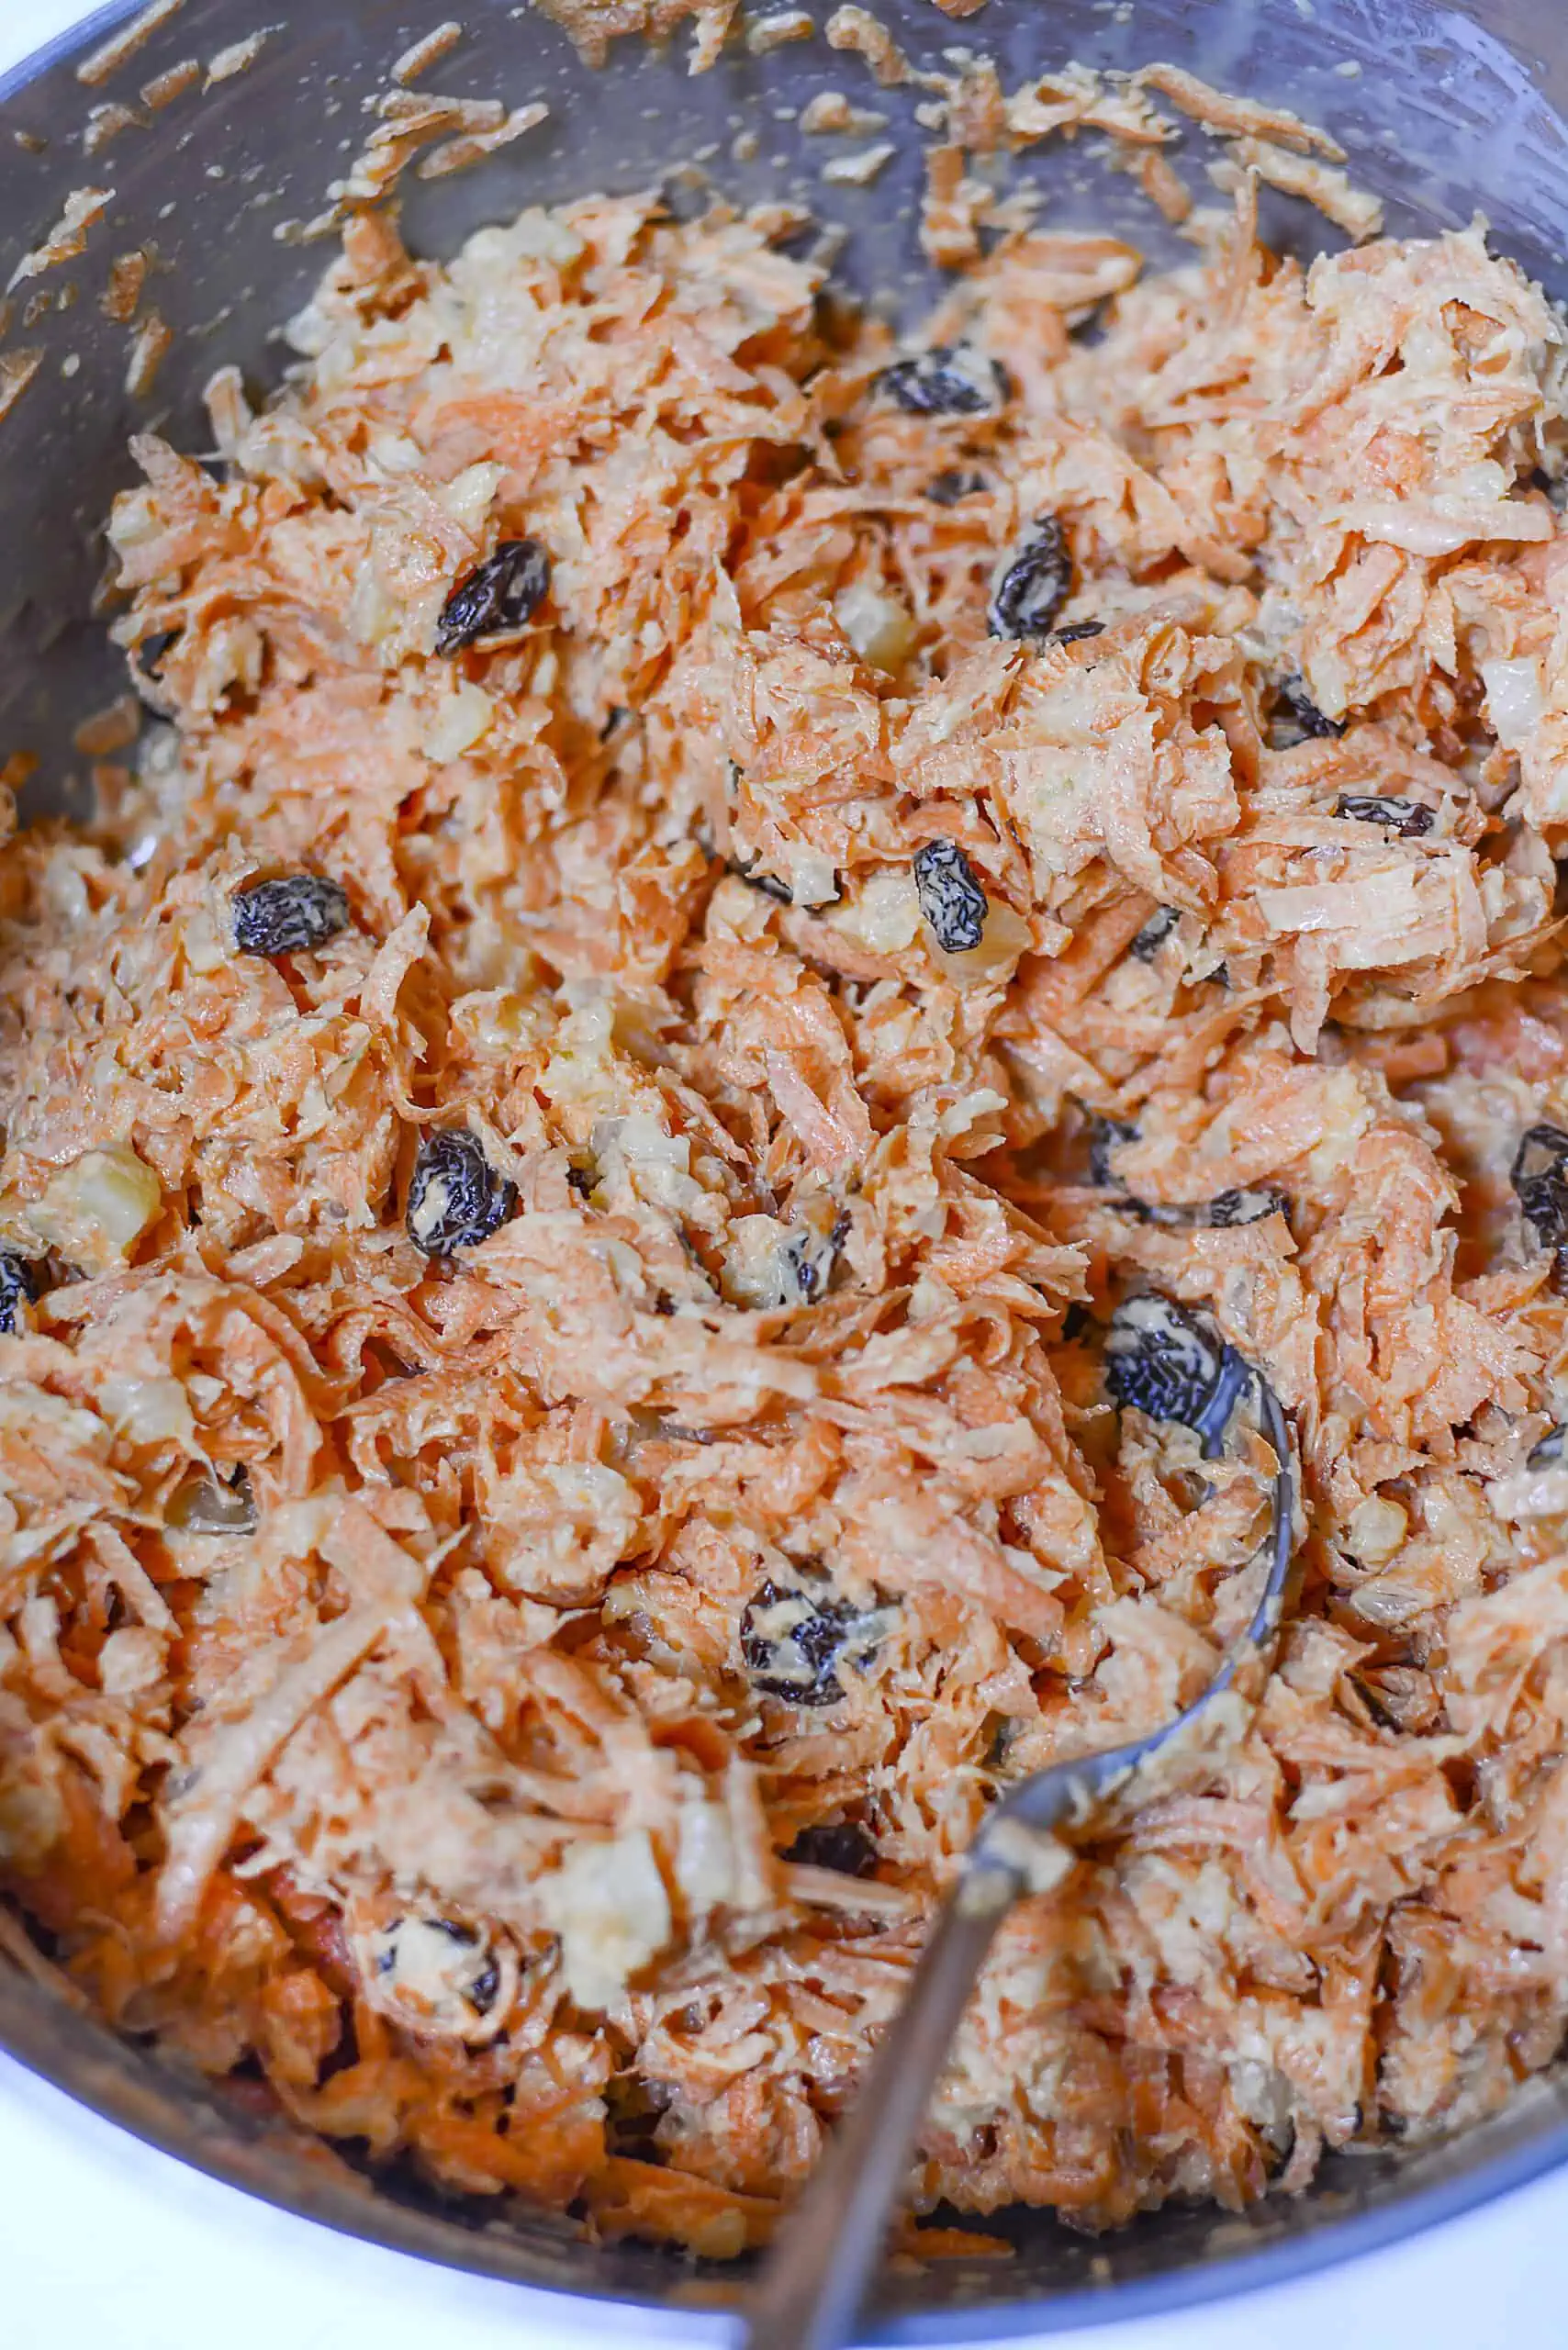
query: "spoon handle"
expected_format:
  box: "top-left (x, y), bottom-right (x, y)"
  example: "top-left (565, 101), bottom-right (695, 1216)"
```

top-left (742, 1873), bottom-right (1015, 2350)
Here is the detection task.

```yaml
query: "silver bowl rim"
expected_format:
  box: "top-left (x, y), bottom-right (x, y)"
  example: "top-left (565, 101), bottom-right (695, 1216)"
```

top-left (9, 1995), bottom-right (1568, 2343)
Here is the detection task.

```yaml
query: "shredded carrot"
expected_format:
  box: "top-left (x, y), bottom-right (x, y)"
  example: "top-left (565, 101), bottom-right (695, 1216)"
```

top-left (3, 137), bottom-right (1568, 2256)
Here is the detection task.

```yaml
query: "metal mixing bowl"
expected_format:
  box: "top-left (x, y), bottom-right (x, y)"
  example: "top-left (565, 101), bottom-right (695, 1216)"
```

top-left (4, 1), bottom-right (1568, 2337)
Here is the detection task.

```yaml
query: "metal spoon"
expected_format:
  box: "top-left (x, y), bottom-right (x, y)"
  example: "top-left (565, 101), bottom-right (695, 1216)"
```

top-left (744, 1300), bottom-right (1297, 2350)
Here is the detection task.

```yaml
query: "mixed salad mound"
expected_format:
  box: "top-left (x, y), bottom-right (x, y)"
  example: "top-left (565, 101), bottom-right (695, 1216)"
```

top-left (5, 170), bottom-right (1568, 2256)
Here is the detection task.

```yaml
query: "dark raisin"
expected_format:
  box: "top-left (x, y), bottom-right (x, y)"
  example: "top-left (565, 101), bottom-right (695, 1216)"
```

top-left (729, 854), bottom-right (793, 904)
top-left (1104, 1293), bottom-right (1248, 1454)
top-left (913, 837), bottom-right (988, 953)
top-left (365, 1916), bottom-right (503, 2028)
top-left (1208, 1185), bottom-right (1289, 1229)
top-left (781, 1231), bottom-right (823, 1303)
top-left (605, 2076), bottom-right (675, 2159)
top-left (1528, 1423), bottom-right (1566, 1469)
top-left (785, 1821), bottom-right (876, 1875)
top-left (1090, 1114), bottom-right (1138, 1190)
top-left (1333, 794), bottom-right (1433, 838)
top-left (232, 873), bottom-right (352, 957)
top-left (407, 1130), bottom-right (518, 1255)
top-left (430, 1919), bottom-right (481, 1947)
top-left (1272, 677), bottom-right (1346, 744)
top-left (926, 467), bottom-right (989, 505)
top-left (133, 627), bottom-right (180, 679)
top-left (0, 1250), bottom-right (40, 1336)
top-left (435, 539), bottom-right (551, 655)
top-left (1049, 621), bottom-right (1105, 644)
top-left (988, 518), bottom-right (1071, 644)
top-left (741, 1580), bottom-right (884, 1707)
top-left (566, 1164), bottom-right (594, 1199)
top-left (1350, 1670), bottom-right (1405, 1733)
top-left (878, 346), bottom-right (1007, 417)
top-left (1131, 905), bottom-right (1180, 961)
top-left (1512, 1125), bottom-right (1568, 1253)
top-left (747, 1221), bottom-right (844, 1313)
top-left (984, 1713), bottom-right (1020, 1770)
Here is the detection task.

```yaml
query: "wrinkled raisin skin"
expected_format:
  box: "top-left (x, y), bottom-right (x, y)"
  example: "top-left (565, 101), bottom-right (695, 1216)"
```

top-left (406, 1130), bottom-right (518, 1255)
top-left (988, 518), bottom-right (1072, 644)
top-left (1104, 1294), bottom-right (1246, 1455)
top-left (780, 1232), bottom-right (823, 1304)
top-left (428, 1918), bottom-right (481, 1946)
top-left (133, 627), bottom-right (180, 680)
top-left (435, 539), bottom-right (551, 655)
top-left (0, 1250), bottom-right (40, 1336)
top-left (1089, 1113), bottom-right (1139, 1191)
top-left (785, 1821), bottom-right (877, 1875)
top-left (373, 1917), bottom-right (498, 2015)
top-left (878, 346), bottom-right (1007, 417)
top-left (913, 837), bottom-right (989, 953)
top-left (741, 1581), bottom-right (880, 1707)
top-left (1334, 794), bottom-right (1433, 837)
top-left (1274, 677), bottom-right (1346, 741)
top-left (1049, 620), bottom-right (1104, 644)
top-left (925, 467), bottom-right (989, 505)
top-left (1131, 905), bottom-right (1180, 961)
top-left (1512, 1125), bottom-right (1568, 1254)
top-left (1208, 1185), bottom-right (1289, 1229)
top-left (232, 874), bottom-right (352, 957)
top-left (778, 1211), bottom-right (850, 1306)
top-left (466, 1958), bottom-right (501, 2013)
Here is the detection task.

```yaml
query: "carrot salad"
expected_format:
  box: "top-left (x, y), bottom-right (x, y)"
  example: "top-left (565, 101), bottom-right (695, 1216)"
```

top-left (3, 163), bottom-right (1568, 2260)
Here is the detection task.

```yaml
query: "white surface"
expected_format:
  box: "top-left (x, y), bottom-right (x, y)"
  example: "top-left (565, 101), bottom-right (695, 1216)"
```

top-left (2, 4), bottom-right (1568, 2344)
top-left (6, 2033), bottom-right (1568, 2350)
